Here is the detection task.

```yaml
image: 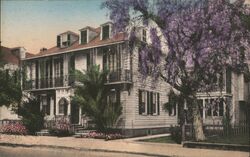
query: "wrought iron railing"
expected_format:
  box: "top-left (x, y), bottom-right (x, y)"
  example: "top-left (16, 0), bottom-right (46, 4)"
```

top-left (23, 69), bottom-right (132, 90)
top-left (106, 69), bottom-right (132, 83)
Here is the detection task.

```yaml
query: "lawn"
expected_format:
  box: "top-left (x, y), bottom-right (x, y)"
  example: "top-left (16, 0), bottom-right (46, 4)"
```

top-left (140, 136), bottom-right (179, 144)
top-left (205, 134), bottom-right (250, 145)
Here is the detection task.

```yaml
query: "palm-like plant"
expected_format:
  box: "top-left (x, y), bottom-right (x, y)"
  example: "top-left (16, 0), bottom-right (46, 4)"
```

top-left (71, 65), bottom-right (122, 132)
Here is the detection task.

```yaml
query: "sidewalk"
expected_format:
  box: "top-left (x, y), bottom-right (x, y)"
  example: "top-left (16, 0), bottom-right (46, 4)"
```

top-left (0, 134), bottom-right (248, 157)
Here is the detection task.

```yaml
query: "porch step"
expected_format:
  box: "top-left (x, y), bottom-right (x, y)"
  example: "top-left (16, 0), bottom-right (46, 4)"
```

top-left (36, 129), bottom-right (50, 136)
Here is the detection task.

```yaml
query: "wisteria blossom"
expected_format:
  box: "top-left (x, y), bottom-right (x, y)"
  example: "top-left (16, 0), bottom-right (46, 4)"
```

top-left (103, 0), bottom-right (249, 141)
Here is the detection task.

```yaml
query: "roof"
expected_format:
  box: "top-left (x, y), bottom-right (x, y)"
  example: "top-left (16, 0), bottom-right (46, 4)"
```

top-left (25, 26), bottom-right (127, 60)
top-left (58, 31), bottom-right (79, 36)
top-left (0, 46), bottom-right (19, 65)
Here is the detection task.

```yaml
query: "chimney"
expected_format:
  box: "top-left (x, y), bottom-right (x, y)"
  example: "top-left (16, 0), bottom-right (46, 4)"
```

top-left (40, 47), bottom-right (47, 53)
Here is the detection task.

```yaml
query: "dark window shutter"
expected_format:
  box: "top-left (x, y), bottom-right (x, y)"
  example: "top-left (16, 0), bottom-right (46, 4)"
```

top-left (81, 30), bottom-right (87, 44)
top-left (147, 91), bottom-right (150, 115)
top-left (139, 90), bottom-right (142, 115)
top-left (102, 25), bottom-right (110, 40)
top-left (226, 68), bottom-right (232, 93)
top-left (150, 92), bottom-right (153, 115)
top-left (67, 34), bottom-right (71, 46)
top-left (57, 36), bottom-right (61, 47)
top-left (157, 93), bottom-right (160, 115)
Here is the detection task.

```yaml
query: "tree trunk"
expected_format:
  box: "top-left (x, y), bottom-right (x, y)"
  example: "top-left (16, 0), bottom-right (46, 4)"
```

top-left (192, 100), bottom-right (206, 141)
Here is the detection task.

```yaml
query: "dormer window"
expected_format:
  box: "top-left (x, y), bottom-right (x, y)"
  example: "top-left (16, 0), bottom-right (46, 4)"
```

top-left (56, 31), bottom-right (78, 48)
top-left (81, 30), bottom-right (87, 44)
top-left (102, 25), bottom-right (110, 40)
top-left (142, 29), bottom-right (147, 42)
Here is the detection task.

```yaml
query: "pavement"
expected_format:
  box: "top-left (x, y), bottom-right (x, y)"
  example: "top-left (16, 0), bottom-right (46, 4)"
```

top-left (0, 134), bottom-right (249, 157)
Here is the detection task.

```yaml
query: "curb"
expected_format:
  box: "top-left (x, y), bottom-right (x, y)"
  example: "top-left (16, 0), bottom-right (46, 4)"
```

top-left (0, 142), bottom-right (171, 157)
top-left (183, 141), bottom-right (250, 152)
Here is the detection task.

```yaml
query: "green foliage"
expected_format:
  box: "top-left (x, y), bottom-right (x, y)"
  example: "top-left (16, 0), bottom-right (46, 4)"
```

top-left (0, 69), bottom-right (22, 107)
top-left (164, 89), bottom-right (179, 113)
top-left (170, 126), bottom-right (182, 144)
top-left (15, 97), bottom-right (44, 135)
top-left (222, 103), bottom-right (233, 136)
top-left (71, 65), bottom-right (122, 132)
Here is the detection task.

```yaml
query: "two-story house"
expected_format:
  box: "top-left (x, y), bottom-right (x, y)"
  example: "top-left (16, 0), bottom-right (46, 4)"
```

top-left (22, 22), bottom-right (177, 137)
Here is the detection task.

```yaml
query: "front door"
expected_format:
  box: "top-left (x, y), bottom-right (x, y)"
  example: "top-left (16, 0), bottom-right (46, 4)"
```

top-left (71, 103), bottom-right (79, 124)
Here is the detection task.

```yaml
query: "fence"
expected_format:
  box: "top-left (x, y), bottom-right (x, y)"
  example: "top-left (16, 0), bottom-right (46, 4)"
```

top-left (183, 122), bottom-right (249, 141)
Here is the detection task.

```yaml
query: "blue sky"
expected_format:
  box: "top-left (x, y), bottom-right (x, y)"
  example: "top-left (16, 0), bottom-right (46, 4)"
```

top-left (1, 0), bottom-right (109, 53)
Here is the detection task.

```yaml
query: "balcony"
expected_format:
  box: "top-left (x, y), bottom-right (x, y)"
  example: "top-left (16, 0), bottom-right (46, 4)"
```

top-left (106, 69), bottom-right (132, 84)
top-left (23, 75), bottom-right (75, 90)
top-left (23, 69), bottom-right (132, 90)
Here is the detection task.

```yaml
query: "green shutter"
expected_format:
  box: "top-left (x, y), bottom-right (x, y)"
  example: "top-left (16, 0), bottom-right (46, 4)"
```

top-left (157, 93), bottom-right (160, 115)
top-left (147, 91), bottom-right (150, 115)
top-left (139, 90), bottom-right (142, 115)
top-left (57, 36), bottom-right (61, 47)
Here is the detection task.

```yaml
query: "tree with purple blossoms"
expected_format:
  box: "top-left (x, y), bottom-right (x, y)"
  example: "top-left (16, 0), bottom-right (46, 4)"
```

top-left (103, 0), bottom-right (250, 141)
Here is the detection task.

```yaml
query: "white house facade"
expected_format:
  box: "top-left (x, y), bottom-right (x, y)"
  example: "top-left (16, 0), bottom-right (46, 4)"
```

top-left (20, 22), bottom-right (249, 136)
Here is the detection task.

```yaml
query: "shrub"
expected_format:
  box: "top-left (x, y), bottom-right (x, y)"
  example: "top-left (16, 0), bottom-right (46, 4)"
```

top-left (170, 126), bottom-right (182, 144)
top-left (48, 118), bottom-right (71, 137)
top-left (15, 97), bottom-right (44, 135)
top-left (0, 122), bottom-right (27, 135)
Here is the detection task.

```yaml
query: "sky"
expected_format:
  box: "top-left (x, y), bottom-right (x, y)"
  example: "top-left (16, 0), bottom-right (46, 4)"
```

top-left (1, 0), bottom-right (109, 54)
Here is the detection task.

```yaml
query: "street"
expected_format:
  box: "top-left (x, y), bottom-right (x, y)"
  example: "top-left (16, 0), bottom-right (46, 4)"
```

top-left (0, 146), bottom-right (157, 157)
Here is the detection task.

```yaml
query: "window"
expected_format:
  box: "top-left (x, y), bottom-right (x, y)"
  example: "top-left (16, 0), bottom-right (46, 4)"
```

top-left (142, 29), bottom-right (146, 42)
top-left (59, 98), bottom-right (68, 115)
top-left (219, 99), bottom-right (224, 116)
top-left (81, 30), bottom-right (87, 44)
top-left (198, 99), bottom-right (203, 118)
top-left (102, 25), bottom-right (110, 40)
top-left (57, 36), bottom-right (61, 47)
top-left (205, 99), bottom-right (212, 116)
top-left (41, 95), bottom-right (50, 115)
top-left (139, 90), bottom-right (146, 115)
top-left (139, 90), bottom-right (159, 115)
top-left (206, 98), bottom-right (224, 117)
top-left (168, 93), bottom-right (176, 116)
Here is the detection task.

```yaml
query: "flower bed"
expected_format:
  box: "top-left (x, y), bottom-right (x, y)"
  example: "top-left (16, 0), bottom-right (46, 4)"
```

top-left (0, 122), bottom-right (28, 135)
top-left (47, 118), bottom-right (71, 137)
top-left (83, 131), bottom-right (123, 140)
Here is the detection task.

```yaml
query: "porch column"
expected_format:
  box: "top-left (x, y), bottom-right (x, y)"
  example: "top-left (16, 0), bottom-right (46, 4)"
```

top-left (203, 99), bottom-right (206, 120)
top-left (67, 101), bottom-right (71, 116)
top-left (79, 107), bottom-right (82, 125)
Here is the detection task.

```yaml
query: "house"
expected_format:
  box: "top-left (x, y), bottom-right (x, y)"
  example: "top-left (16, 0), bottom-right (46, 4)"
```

top-left (21, 22), bottom-right (177, 137)
top-left (0, 46), bottom-right (29, 121)
top-left (21, 22), bottom-right (249, 136)
top-left (195, 67), bottom-right (250, 126)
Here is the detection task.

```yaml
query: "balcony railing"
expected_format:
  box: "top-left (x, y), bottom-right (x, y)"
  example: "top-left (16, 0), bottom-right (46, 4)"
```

top-left (23, 75), bottom-right (74, 90)
top-left (23, 69), bottom-right (132, 90)
top-left (106, 69), bottom-right (132, 84)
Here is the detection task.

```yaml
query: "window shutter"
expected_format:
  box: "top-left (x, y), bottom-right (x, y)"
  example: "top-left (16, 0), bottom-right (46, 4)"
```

top-left (147, 91), bottom-right (150, 115)
top-left (67, 34), bottom-right (71, 46)
top-left (226, 68), bottom-right (232, 93)
top-left (139, 90), bottom-right (142, 115)
top-left (57, 36), bottom-right (61, 47)
top-left (157, 93), bottom-right (160, 115)
top-left (150, 92), bottom-right (153, 115)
